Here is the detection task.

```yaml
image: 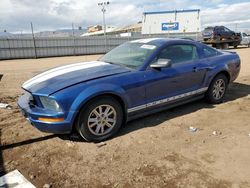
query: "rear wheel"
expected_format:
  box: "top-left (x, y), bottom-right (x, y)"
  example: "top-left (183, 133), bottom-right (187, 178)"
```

top-left (222, 43), bottom-right (229, 50)
top-left (215, 43), bottom-right (223, 49)
top-left (76, 97), bottom-right (123, 142)
top-left (206, 74), bottom-right (228, 104)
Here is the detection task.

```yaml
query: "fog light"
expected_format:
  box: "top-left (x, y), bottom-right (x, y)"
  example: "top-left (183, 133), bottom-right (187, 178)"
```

top-left (38, 117), bottom-right (64, 123)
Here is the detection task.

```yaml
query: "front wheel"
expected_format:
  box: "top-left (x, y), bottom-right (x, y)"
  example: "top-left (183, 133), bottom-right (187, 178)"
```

top-left (206, 74), bottom-right (228, 104)
top-left (76, 97), bottom-right (123, 142)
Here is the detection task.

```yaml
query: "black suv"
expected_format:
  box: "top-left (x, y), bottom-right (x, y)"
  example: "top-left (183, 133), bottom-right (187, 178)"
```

top-left (202, 26), bottom-right (240, 41)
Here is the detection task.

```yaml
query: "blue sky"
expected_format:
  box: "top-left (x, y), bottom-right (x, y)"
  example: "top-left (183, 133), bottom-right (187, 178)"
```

top-left (0, 0), bottom-right (250, 32)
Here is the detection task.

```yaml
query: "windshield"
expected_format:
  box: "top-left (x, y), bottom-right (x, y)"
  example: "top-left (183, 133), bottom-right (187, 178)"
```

top-left (100, 42), bottom-right (158, 69)
top-left (203, 28), bottom-right (214, 33)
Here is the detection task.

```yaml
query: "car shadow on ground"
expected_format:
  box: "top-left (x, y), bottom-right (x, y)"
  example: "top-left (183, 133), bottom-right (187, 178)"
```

top-left (117, 82), bottom-right (250, 138)
top-left (0, 134), bottom-right (58, 151)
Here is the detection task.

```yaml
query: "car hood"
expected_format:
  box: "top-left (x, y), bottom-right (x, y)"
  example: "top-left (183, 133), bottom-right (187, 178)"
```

top-left (22, 61), bottom-right (131, 95)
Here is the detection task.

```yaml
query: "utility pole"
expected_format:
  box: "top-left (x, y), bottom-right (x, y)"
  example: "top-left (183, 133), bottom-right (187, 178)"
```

top-left (98, 1), bottom-right (110, 52)
top-left (30, 22), bottom-right (37, 58)
top-left (72, 22), bottom-right (76, 55)
top-left (72, 22), bottom-right (75, 37)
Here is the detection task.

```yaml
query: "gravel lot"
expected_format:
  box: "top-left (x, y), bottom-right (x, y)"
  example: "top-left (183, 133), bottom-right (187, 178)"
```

top-left (1, 48), bottom-right (250, 188)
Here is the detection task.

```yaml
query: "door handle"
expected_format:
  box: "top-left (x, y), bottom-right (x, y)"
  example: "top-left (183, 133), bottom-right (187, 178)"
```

top-left (193, 67), bottom-right (198, 72)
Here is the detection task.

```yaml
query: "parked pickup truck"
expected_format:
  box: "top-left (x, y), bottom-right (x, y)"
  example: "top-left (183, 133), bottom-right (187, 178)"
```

top-left (202, 26), bottom-right (242, 49)
top-left (240, 32), bottom-right (250, 47)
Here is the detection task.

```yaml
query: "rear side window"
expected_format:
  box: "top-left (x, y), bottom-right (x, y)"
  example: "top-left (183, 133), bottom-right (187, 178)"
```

top-left (158, 44), bottom-right (198, 64)
top-left (216, 27), bottom-right (223, 32)
top-left (224, 27), bottom-right (231, 32)
top-left (203, 46), bottom-right (219, 58)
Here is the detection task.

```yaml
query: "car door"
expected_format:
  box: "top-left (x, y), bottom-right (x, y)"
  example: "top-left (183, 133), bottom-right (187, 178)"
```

top-left (224, 27), bottom-right (234, 39)
top-left (143, 44), bottom-right (208, 106)
top-left (216, 27), bottom-right (223, 38)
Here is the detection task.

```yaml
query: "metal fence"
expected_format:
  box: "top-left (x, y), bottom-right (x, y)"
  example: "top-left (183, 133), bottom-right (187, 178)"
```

top-left (0, 36), bottom-right (127, 60)
top-left (0, 33), bottom-right (201, 60)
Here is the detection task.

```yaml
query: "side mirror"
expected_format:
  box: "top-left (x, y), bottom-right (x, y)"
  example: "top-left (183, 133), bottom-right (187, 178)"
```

top-left (150, 59), bottom-right (172, 69)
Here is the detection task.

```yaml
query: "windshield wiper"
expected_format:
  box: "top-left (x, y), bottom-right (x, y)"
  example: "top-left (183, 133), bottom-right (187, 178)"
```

top-left (101, 60), bottom-right (136, 69)
top-left (103, 60), bottom-right (117, 65)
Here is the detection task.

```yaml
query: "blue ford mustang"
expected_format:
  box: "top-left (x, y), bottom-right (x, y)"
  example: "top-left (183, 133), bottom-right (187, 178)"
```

top-left (18, 38), bottom-right (241, 142)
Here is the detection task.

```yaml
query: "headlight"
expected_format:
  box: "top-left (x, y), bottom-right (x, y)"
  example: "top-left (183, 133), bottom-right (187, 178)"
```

top-left (24, 91), bottom-right (34, 101)
top-left (39, 96), bottom-right (62, 112)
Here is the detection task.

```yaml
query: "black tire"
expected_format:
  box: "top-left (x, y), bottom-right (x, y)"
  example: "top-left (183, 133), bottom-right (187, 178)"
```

top-left (206, 74), bottom-right (228, 104)
top-left (216, 43), bottom-right (223, 49)
top-left (76, 97), bottom-right (123, 142)
top-left (222, 43), bottom-right (229, 50)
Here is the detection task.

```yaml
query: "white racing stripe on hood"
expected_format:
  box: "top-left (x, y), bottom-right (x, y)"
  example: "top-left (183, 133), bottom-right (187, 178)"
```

top-left (23, 61), bottom-right (107, 89)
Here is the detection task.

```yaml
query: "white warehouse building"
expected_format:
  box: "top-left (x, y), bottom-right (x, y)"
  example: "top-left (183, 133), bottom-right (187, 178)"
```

top-left (142, 9), bottom-right (201, 34)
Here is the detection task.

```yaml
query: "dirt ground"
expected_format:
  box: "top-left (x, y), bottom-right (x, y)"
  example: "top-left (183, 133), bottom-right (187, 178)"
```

top-left (1, 47), bottom-right (250, 188)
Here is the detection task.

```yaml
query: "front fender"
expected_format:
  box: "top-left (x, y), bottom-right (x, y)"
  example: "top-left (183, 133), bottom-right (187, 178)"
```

top-left (71, 83), bottom-right (128, 111)
top-left (51, 82), bottom-right (129, 132)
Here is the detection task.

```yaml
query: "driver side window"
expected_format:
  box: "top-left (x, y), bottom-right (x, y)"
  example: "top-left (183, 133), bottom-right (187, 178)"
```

top-left (158, 44), bottom-right (198, 64)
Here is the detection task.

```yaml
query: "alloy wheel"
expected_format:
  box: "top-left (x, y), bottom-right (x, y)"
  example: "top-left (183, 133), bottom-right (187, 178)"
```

top-left (87, 105), bottom-right (117, 136)
top-left (212, 79), bottom-right (226, 100)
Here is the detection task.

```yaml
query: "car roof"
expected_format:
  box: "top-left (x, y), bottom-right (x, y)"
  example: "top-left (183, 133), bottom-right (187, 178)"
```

top-left (205, 26), bottom-right (226, 29)
top-left (129, 38), bottom-right (197, 46)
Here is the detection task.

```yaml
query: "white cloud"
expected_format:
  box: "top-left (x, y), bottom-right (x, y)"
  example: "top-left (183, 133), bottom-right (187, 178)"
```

top-left (201, 2), bottom-right (250, 30)
top-left (0, 0), bottom-right (249, 32)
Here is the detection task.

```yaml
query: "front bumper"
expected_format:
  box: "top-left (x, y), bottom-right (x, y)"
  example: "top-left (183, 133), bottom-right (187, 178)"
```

top-left (18, 94), bottom-right (73, 134)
